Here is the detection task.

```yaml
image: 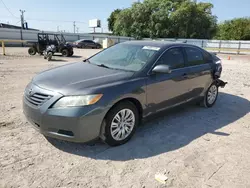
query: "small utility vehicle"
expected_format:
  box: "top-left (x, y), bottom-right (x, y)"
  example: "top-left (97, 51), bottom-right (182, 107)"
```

top-left (27, 33), bottom-right (74, 57)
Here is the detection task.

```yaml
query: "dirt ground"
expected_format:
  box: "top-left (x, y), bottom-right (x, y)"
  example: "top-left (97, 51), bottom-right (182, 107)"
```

top-left (0, 48), bottom-right (250, 188)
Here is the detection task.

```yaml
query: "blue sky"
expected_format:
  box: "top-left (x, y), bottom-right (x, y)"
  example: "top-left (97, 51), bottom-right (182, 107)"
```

top-left (0, 0), bottom-right (249, 33)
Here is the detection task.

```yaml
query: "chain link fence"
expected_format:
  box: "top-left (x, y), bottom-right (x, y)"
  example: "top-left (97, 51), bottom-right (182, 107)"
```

top-left (145, 38), bottom-right (250, 54)
top-left (0, 28), bottom-right (133, 47)
top-left (1, 28), bottom-right (250, 54)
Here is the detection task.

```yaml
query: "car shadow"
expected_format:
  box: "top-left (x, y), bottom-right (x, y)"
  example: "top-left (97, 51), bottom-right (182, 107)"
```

top-left (53, 54), bottom-right (82, 58)
top-left (47, 92), bottom-right (250, 161)
top-left (68, 55), bottom-right (83, 58)
top-left (49, 59), bottom-right (67, 62)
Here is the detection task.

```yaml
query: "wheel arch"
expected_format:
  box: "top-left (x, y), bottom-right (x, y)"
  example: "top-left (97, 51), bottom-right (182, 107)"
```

top-left (99, 97), bottom-right (143, 139)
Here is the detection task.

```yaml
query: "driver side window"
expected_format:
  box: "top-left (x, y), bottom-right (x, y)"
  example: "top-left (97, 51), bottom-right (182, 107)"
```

top-left (158, 48), bottom-right (185, 69)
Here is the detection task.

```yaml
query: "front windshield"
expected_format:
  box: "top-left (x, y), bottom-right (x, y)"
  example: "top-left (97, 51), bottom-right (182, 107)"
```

top-left (88, 43), bottom-right (160, 72)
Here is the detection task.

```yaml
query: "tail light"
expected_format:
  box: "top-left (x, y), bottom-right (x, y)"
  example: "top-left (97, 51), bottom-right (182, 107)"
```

top-left (214, 60), bottom-right (222, 78)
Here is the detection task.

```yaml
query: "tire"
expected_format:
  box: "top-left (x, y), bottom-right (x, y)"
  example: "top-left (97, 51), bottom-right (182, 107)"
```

top-left (61, 49), bottom-right (69, 57)
top-left (28, 47), bottom-right (36, 55)
top-left (201, 82), bottom-right (218, 108)
top-left (47, 52), bottom-right (53, 61)
top-left (69, 51), bottom-right (74, 56)
top-left (101, 101), bottom-right (139, 146)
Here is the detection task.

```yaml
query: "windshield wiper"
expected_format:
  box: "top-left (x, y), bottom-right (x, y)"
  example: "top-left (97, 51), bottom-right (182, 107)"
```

top-left (97, 64), bottom-right (111, 69)
top-left (83, 59), bottom-right (90, 63)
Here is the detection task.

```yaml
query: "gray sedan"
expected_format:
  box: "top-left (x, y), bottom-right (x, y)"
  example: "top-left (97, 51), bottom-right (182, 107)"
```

top-left (23, 41), bottom-right (226, 146)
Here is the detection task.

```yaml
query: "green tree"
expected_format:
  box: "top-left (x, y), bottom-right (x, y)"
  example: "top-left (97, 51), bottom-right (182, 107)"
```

top-left (216, 18), bottom-right (250, 40)
top-left (108, 0), bottom-right (217, 39)
top-left (107, 9), bottom-right (121, 32)
top-left (113, 8), bottom-right (133, 37)
top-left (169, 2), bottom-right (217, 38)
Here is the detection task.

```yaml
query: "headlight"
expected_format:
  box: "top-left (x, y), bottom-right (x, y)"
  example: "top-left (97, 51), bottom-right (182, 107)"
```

top-left (52, 94), bottom-right (103, 108)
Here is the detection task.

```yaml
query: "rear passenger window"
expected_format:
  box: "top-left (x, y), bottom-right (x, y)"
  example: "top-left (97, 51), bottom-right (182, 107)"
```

top-left (185, 47), bottom-right (205, 66)
top-left (158, 48), bottom-right (185, 69)
top-left (203, 51), bottom-right (212, 63)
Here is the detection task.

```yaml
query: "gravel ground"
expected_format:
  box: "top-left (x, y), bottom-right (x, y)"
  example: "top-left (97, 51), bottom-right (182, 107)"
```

top-left (0, 48), bottom-right (250, 188)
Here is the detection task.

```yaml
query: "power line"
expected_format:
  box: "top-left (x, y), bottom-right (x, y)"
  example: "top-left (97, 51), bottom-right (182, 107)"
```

top-left (25, 17), bottom-right (88, 24)
top-left (0, 0), bottom-right (18, 18)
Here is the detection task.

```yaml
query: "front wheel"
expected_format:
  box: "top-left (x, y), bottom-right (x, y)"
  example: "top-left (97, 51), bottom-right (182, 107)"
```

top-left (201, 83), bottom-right (218, 108)
top-left (101, 102), bottom-right (139, 146)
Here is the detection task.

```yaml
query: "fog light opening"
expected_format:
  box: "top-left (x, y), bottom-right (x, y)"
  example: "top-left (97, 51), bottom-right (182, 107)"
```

top-left (35, 123), bottom-right (40, 128)
top-left (57, 130), bottom-right (74, 137)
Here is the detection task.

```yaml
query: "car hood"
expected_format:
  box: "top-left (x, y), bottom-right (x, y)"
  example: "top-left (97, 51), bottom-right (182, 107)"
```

top-left (33, 62), bottom-right (134, 95)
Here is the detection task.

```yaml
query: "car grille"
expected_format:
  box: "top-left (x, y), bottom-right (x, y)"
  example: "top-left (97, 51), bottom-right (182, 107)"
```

top-left (25, 92), bottom-right (52, 106)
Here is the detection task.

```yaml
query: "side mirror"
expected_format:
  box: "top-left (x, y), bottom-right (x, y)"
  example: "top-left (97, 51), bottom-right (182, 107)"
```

top-left (152, 64), bottom-right (171, 74)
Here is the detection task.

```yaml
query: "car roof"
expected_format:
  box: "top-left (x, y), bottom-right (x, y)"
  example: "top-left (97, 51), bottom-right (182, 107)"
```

top-left (123, 40), bottom-right (201, 49)
top-left (75, 39), bottom-right (93, 42)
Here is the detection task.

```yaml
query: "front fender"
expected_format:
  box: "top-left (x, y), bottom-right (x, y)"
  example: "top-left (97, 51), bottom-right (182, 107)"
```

top-left (88, 77), bottom-right (147, 114)
top-left (106, 78), bottom-right (147, 108)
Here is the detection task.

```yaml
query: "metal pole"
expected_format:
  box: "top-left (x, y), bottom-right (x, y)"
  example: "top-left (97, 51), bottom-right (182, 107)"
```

top-left (20, 10), bottom-right (25, 47)
top-left (20, 10), bottom-right (25, 29)
top-left (2, 41), bottom-right (6, 55)
top-left (237, 42), bottom-right (241, 55)
top-left (73, 21), bottom-right (76, 33)
top-left (20, 28), bottom-right (23, 47)
top-left (219, 40), bottom-right (222, 53)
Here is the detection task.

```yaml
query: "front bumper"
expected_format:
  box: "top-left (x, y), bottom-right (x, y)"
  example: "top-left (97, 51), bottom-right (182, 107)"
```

top-left (23, 84), bottom-right (107, 143)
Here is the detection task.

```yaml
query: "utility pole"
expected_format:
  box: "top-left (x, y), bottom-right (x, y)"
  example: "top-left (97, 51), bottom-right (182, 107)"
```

top-left (73, 21), bottom-right (76, 33)
top-left (57, 26), bottom-right (60, 32)
top-left (20, 9), bottom-right (25, 29)
top-left (76, 27), bottom-right (79, 33)
top-left (20, 9), bottom-right (25, 47)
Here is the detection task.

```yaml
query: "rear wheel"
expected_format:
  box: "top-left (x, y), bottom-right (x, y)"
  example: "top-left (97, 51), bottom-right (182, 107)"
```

top-left (61, 49), bottom-right (69, 57)
top-left (28, 47), bottom-right (36, 55)
top-left (101, 102), bottom-right (139, 146)
top-left (69, 51), bottom-right (74, 56)
top-left (201, 83), bottom-right (218, 108)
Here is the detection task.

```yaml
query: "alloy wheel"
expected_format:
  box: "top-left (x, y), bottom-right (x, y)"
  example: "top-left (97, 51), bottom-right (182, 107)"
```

top-left (207, 85), bottom-right (218, 105)
top-left (110, 109), bottom-right (135, 141)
